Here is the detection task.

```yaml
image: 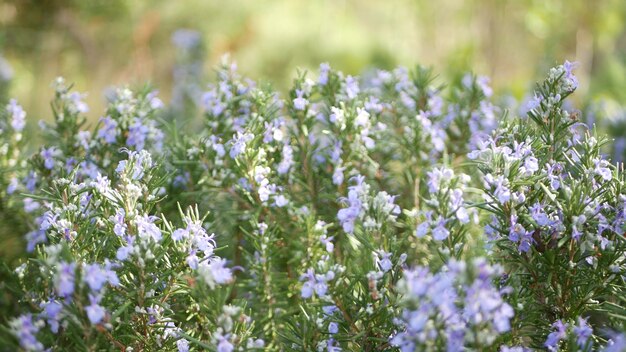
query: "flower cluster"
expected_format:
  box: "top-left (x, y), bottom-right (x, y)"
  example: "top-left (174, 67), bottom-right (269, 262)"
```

top-left (2, 59), bottom-right (626, 351)
top-left (391, 258), bottom-right (514, 351)
top-left (414, 165), bottom-right (477, 257)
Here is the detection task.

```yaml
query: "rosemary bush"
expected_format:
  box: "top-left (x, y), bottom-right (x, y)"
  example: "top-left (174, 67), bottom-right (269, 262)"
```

top-left (1, 60), bottom-right (625, 351)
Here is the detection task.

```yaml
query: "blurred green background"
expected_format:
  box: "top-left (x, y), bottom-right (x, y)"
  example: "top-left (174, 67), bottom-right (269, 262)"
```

top-left (1, 0), bottom-right (626, 121)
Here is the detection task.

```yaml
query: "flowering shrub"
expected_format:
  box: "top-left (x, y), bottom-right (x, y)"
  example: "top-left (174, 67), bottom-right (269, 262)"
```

top-left (1, 59), bottom-right (626, 351)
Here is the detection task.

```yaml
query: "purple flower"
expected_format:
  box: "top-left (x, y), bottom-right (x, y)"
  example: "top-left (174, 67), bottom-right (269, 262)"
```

top-left (526, 94), bottom-right (542, 112)
top-left (135, 214), bottom-right (162, 242)
top-left (329, 322), bottom-right (339, 334)
top-left (127, 118), bottom-right (150, 151)
top-left (67, 92), bottom-right (89, 113)
top-left (23, 197), bottom-right (40, 213)
top-left (476, 76), bottom-right (493, 97)
top-left (177, 339), bottom-right (190, 352)
top-left (197, 258), bottom-right (233, 288)
top-left (7, 99), bottom-right (26, 132)
top-left (277, 145), bottom-right (294, 175)
top-left (521, 156), bottom-right (539, 176)
top-left (24, 171), bottom-right (37, 192)
top-left (301, 279), bottom-right (314, 298)
top-left (530, 203), bottom-right (550, 226)
top-left (83, 264), bottom-right (109, 292)
top-left (337, 176), bottom-right (368, 233)
top-left (332, 166), bottom-right (345, 186)
top-left (573, 317), bottom-right (592, 348)
top-left (209, 258), bottom-right (233, 284)
top-left (594, 159), bottom-right (612, 181)
top-left (300, 268), bottom-right (335, 299)
top-left (427, 167), bottom-right (453, 193)
top-left (147, 90), bottom-right (164, 109)
top-left (323, 305), bottom-right (338, 316)
top-left (544, 320), bottom-right (568, 351)
top-left (493, 304), bottom-right (514, 333)
top-left (319, 63), bottom-right (330, 85)
top-left (518, 232), bottom-right (534, 253)
top-left (97, 116), bottom-right (118, 144)
top-left (604, 332), bottom-right (626, 352)
top-left (116, 149), bottom-right (153, 180)
top-left (41, 299), bottom-right (63, 334)
top-left (432, 217), bottom-right (450, 241)
top-left (186, 251), bottom-right (199, 269)
top-left (415, 221), bottom-right (429, 238)
top-left (508, 215), bottom-right (526, 242)
top-left (337, 202), bottom-right (360, 234)
top-left (26, 230), bottom-right (46, 252)
top-left (293, 89), bottom-right (308, 110)
top-left (563, 60), bottom-right (579, 90)
top-left (229, 131), bottom-right (254, 159)
top-left (86, 295), bottom-right (106, 325)
top-left (377, 251), bottom-right (393, 273)
top-left (116, 238), bottom-right (134, 261)
top-left (7, 177), bottom-right (19, 195)
top-left (83, 263), bottom-right (118, 292)
top-left (79, 161), bottom-right (100, 179)
top-left (76, 130), bottom-right (91, 150)
top-left (172, 228), bottom-right (189, 241)
top-left (392, 259), bottom-right (512, 351)
top-left (56, 261), bottom-right (76, 298)
top-left (41, 147), bottom-right (59, 170)
top-left (344, 75), bottom-right (359, 99)
top-left (9, 314), bottom-right (44, 351)
top-left (217, 338), bottom-right (234, 352)
top-left (111, 209), bottom-right (127, 237)
top-left (274, 194), bottom-right (288, 207)
top-left (493, 177), bottom-right (511, 204)
top-left (330, 140), bottom-right (343, 162)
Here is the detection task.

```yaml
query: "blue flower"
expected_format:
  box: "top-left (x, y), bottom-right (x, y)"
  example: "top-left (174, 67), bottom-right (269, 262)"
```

top-left (86, 295), bottom-right (106, 325)
top-left (318, 63), bottom-right (330, 85)
top-left (56, 261), bottom-right (76, 298)
top-left (83, 263), bottom-right (118, 292)
top-left (603, 332), bottom-right (626, 352)
top-left (344, 75), bottom-right (359, 99)
top-left (7, 99), bottom-right (26, 132)
top-left (544, 320), bottom-right (568, 351)
top-left (83, 264), bottom-right (109, 292)
top-left (277, 145), bottom-right (294, 175)
top-left (97, 116), bottom-right (118, 144)
top-left (40, 147), bottom-right (59, 170)
top-left (332, 166), bottom-right (345, 186)
top-left (111, 209), bottom-right (127, 236)
top-left (432, 216), bottom-right (450, 241)
top-left (177, 339), bottom-right (190, 352)
top-left (127, 118), bottom-right (150, 151)
top-left (135, 214), bottom-right (162, 242)
top-left (116, 236), bottom-right (134, 261)
top-left (293, 89), bottom-right (308, 111)
top-left (217, 336), bottom-right (234, 352)
top-left (67, 91), bottom-right (89, 114)
top-left (563, 60), bottom-right (579, 90)
top-left (229, 131), bottom-right (254, 159)
top-left (9, 314), bottom-right (44, 351)
top-left (41, 300), bottom-right (62, 333)
top-left (573, 317), bottom-right (592, 349)
top-left (530, 203), bottom-right (550, 226)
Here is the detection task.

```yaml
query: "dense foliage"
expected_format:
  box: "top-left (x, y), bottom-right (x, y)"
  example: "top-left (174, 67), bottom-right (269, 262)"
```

top-left (1, 59), bottom-right (625, 351)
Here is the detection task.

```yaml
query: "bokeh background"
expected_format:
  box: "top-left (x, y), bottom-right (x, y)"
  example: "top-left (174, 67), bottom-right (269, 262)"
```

top-left (1, 0), bottom-right (626, 122)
